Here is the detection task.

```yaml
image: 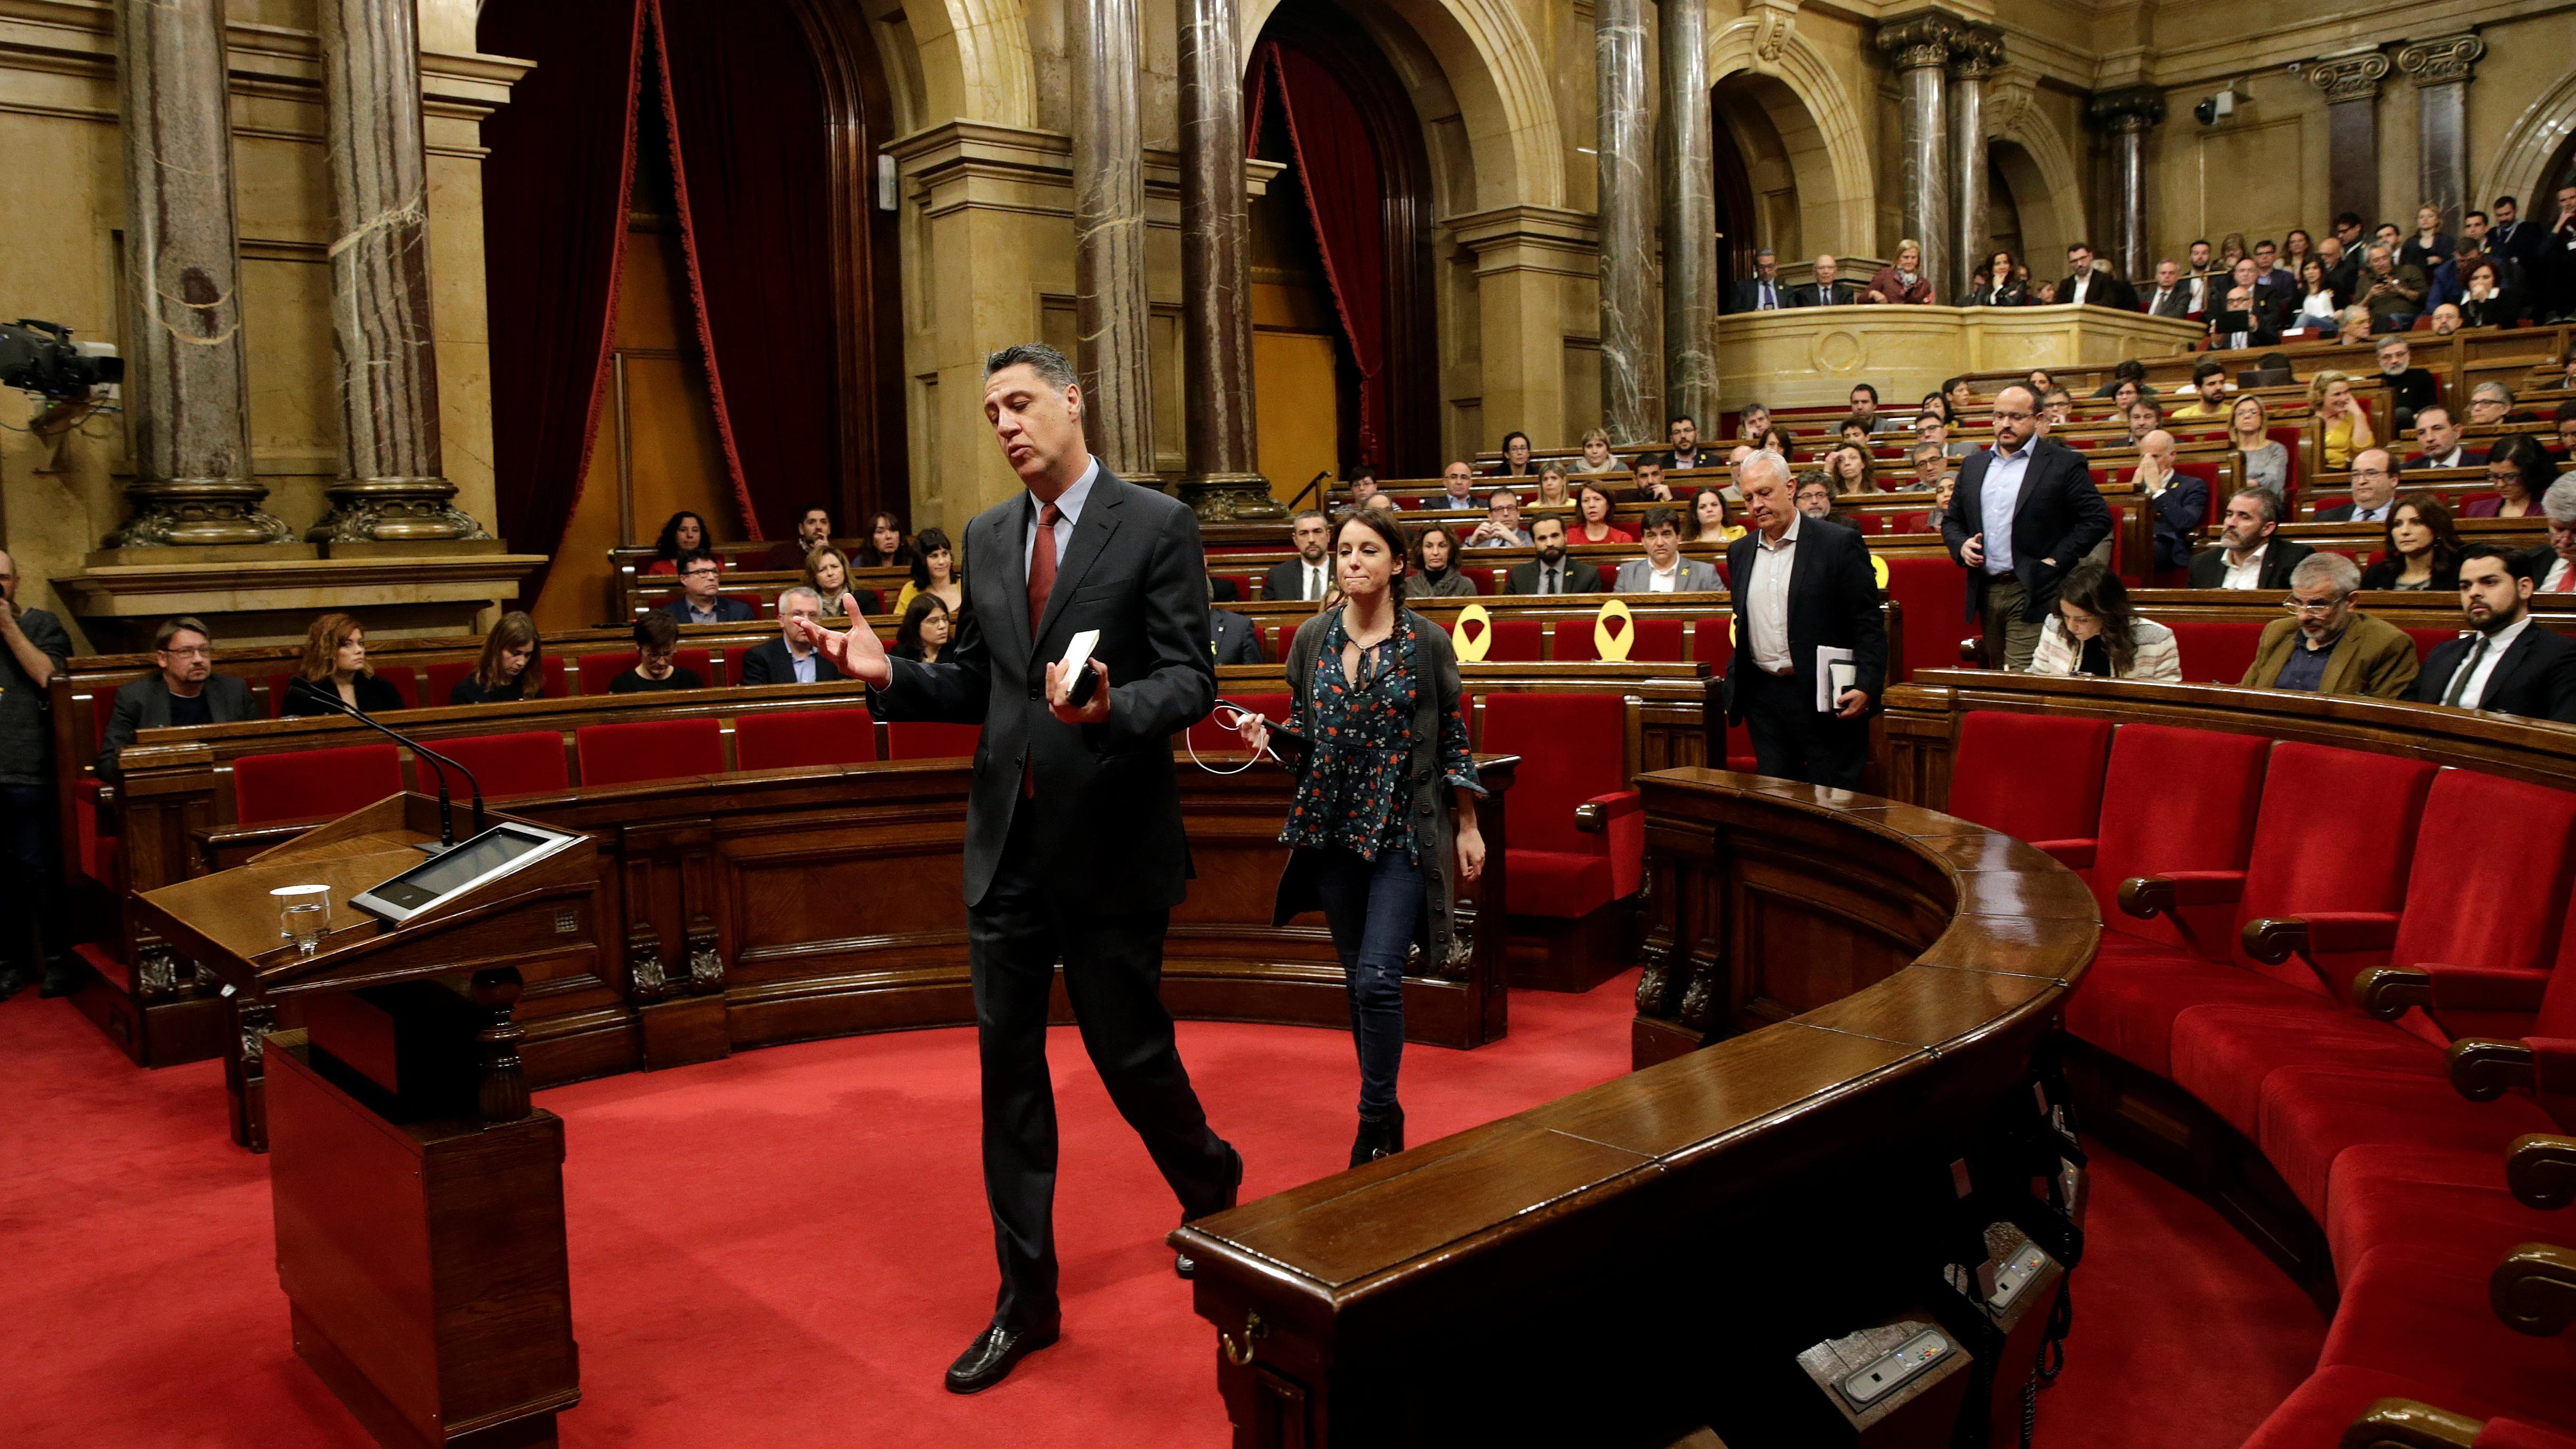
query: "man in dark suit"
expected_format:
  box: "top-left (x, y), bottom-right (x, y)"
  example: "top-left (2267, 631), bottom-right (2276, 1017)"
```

top-left (1, 549), bottom-right (76, 1000)
top-left (2488, 195), bottom-right (2547, 273)
top-left (2056, 242), bottom-right (2138, 310)
top-left (2188, 487), bottom-right (2315, 590)
top-left (1722, 452), bottom-right (1885, 787)
top-left (1788, 253), bottom-right (1863, 308)
top-left (1209, 584), bottom-right (1263, 665)
top-left (1505, 516), bottom-right (1603, 594)
top-left (98, 616), bottom-right (256, 781)
top-left (737, 587), bottom-right (840, 685)
top-left (1941, 384), bottom-right (2111, 670)
top-left (1639, 415), bottom-right (1711, 472)
top-left (803, 342), bottom-right (1239, 1394)
top-left (661, 552), bottom-right (756, 624)
top-left (1728, 248), bottom-right (1790, 313)
top-left (760, 504), bottom-right (835, 570)
top-left (2415, 545), bottom-right (2576, 721)
top-left (2131, 431), bottom-right (2208, 572)
top-left (1263, 510), bottom-right (1333, 603)
top-left (2143, 260), bottom-right (2194, 318)
top-left (2313, 450), bottom-right (2400, 523)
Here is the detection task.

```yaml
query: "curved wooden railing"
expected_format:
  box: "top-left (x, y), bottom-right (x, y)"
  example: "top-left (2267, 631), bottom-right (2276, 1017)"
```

top-left (1170, 767), bottom-right (2096, 1447)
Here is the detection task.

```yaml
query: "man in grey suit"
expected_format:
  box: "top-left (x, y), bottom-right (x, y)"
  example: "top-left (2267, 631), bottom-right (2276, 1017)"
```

top-left (803, 342), bottom-right (1239, 1395)
top-left (1611, 506), bottom-right (1724, 593)
top-left (2142, 260), bottom-right (2194, 318)
top-left (98, 616), bottom-right (256, 781)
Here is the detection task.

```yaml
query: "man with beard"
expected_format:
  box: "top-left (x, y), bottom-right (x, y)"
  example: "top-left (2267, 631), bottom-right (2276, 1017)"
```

top-left (1643, 415), bottom-right (1709, 472)
top-left (1942, 383), bottom-right (2110, 670)
top-left (1506, 514), bottom-right (1601, 594)
top-left (2189, 487), bottom-right (2313, 590)
top-left (2374, 335), bottom-right (2440, 426)
top-left (2415, 545), bottom-right (2576, 720)
top-left (1265, 510), bottom-right (1334, 601)
top-left (2241, 552), bottom-right (2418, 699)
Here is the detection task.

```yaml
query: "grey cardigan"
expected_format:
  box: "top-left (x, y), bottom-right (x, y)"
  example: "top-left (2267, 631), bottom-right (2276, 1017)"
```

top-left (1273, 606), bottom-right (1480, 975)
top-left (1404, 569), bottom-right (1479, 599)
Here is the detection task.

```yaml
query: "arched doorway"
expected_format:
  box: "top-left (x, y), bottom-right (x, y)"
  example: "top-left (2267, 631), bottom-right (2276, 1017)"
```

top-left (1713, 73), bottom-right (1831, 266)
top-left (1712, 110), bottom-right (1759, 300)
top-left (1988, 139), bottom-right (2055, 271)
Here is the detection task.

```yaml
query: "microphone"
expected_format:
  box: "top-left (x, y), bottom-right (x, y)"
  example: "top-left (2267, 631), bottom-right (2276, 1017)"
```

top-left (299, 691), bottom-right (486, 848)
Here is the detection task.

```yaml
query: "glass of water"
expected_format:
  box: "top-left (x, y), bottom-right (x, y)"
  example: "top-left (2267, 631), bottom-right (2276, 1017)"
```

top-left (272, 884), bottom-right (332, 957)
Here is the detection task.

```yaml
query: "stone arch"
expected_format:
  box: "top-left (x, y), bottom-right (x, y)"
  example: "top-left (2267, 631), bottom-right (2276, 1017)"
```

top-left (1708, 17), bottom-right (1873, 255)
top-left (2483, 66), bottom-right (2576, 207)
top-left (1984, 81), bottom-right (2082, 264)
top-left (874, 0), bottom-right (1033, 131)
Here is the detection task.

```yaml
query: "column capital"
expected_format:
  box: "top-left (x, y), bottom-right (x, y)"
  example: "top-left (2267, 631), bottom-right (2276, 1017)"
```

top-left (2396, 33), bottom-right (2483, 87)
top-left (2087, 85), bottom-right (2166, 133)
top-left (1874, 11), bottom-right (1971, 71)
top-left (2305, 50), bottom-right (2390, 104)
top-left (1948, 27), bottom-right (2004, 79)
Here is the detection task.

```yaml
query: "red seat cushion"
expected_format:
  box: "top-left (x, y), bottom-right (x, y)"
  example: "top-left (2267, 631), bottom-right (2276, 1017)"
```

top-left (2167, 619), bottom-right (2267, 685)
top-left (884, 721), bottom-right (981, 761)
top-left (2169, 1002), bottom-right (2446, 1138)
top-left (2255, 1064), bottom-right (2561, 1218)
top-left (1507, 849), bottom-right (1614, 917)
top-left (2322, 1241), bottom-right (2576, 1426)
top-left (735, 707), bottom-right (877, 771)
top-left (2061, 945), bottom-right (2316, 1076)
top-left (1692, 616), bottom-right (1734, 673)
top-left (1552, 616), bottom-right (1685, 662)
top-left (2325, 1142), bottom-right (2574, 1284)
top-left (575, 718), bottom-right (724, 788)
top-left (2225, 745), bottom-right (2438, 993)
top-left (1881, 554), bottom-right (1967, 685)
top-left (1185, 693), bottom-right (1291, 754)
top-left (429, 730), bottom-right (570, 800)
top-left (1944, 713), bottom-right (2112, 856)
top-left (2083, 726), bottom-right (2271, 958)
top-left (1450, 616), bottom-right (1542, 662)
top-left (1482, 693), bottom-right (1637, 916)
top-left (232, 743), bottom-right (404, 825)
top-left (578, 650), bottom-right (712, 694)
top-left (2239, 1365), bottom-right (2515, 1449)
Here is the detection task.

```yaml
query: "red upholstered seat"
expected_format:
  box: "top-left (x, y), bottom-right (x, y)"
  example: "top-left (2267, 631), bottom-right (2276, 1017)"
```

top-left (232, 743), bottom-right (403, 825)
top-left (74, 778), bottom-right (115, 886)
top-left (1552, 616), bottom-right (1684, 662)
top-left (884, 721), bottom-right (982, 760)
top-left (1881, 555), bottom-right (1968, 685)
top-left (577, 650), bottom-right (712, 695)
top-left (374, 669), bottom-right (421, 708)
top-left (1692, 616), bottom-right (1734, 673)
top-left (2079, 724), bottom-right (2271, 955)
top-left (735, 707), bottom-right (877, 771)
top-left (2408, 626), bottom-right (2463, 663)
top-left (1480, 693), bottom-right (1638, 919)
top-left (2238, 1365), bottom-right (2517, 1449)
top-left (1449, 616), bottom-right (1541, 662)
top-left (2167, 618), bottom-right (2267, 684)
top-left (1942, 713), bottom-right (2112, 866)
top-left (2325, 1142), bottom-right (2574, 1287)
top-left (2171, 1002), bottom-right (2445, 1138)
top-left (2321, 1241), bottom-right (2576, 1427)
top-left (429, 731), bottom-right (569, 799)
top-left (1185, 693), bottom-right (1291, 753)
top-left (575, 718), bottom-right (724, 788)
top-left (2255, 1064), bottom-right (2559, 1219)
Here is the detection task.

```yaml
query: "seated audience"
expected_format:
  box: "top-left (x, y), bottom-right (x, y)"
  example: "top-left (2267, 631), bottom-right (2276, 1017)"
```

top-left (663, 551), bottom-right (755, 625)
top-left (2094, 360), bottom-right (2151, 400)
top-left (2170, 361), bottom-right (2231, 420)
top-left (1467, 487), bottom-right (1531, 548)
top-left (2028, 562), bottom-right (2180, 681)
top-left (1689, 486), bottom-right (1744, 544)
top-left (2228, 395), bottom-right (2289, 494)
top-left (1923, 473), bottom-right (1958, 535)
top-left (854, 510), bottom-right (913, 569)
top-left (1906, 442), bottom-right (1950, 494)
top-left (1405, 523), bottom-right (1478, 599)
top-left (1914, 409), bottom-right (1972, 461)
top-left (1624, 460), bottom-right (1671, 504)
top-left (2317, 448), bottom-right (2401, 522)
top-left (1343, 468), bottom-right (1382, 510)
top-left (2123, 398), bottom-right (2163, 444)
top-left (1431, 460), bottom-right (1482, 512)
top-left (2468, 381), bottom-right (2521, 428)
top-left (2426, 301), bottom-right (2465, 334)
top-left (1361, 492), bottom-right (1400, 516)
top-left (2373, 335), bottom-right (2440, 427)
top-left (2024, 368), bottom-right (2057, 397)
top-left (2358, 493), bottom-right (2463, 591)
top-left (1728, 247), bottom-right (1789, 312)
top-left (1506, 516), bottom-right (1599, 594)
top-left (1486, 432), bottom-right (1536, 478)
top-left (1205, 580), bottom-right (1262, 665)
top-left (2289, 257), bottom-right (2340, 329)
top-left (280, 612), bottom-right (404, 717)
top-left (2335, 303), bottom-right (2376, 343)
top-left (2130, 430), bottom-right (2207, 572)
top-left (2143, 260), bottom-right (2193, 318)
top-left (1942, 376), bottom-right (1977, 415)
top-left (2208, 259), bottom-right (2281, 348)
top-left (762, 504), bottom-right (835, 570)
top-left (2410, 406), bottom-right (2471, 470)
top-left (1790, 253), bottom-right (1861, 307)
top-left (2309, 369), bottom-right (2376, 471)
top-left (2465, 434), bottom-right (2551, 518)
top-left (98, 616), bottom-right (253, 779)
top-left (2190, 487), bottom-right (2314, 589)
top-left (1865, 240), bottom-right (1935, 304)
top-left (1753, 423), bottom-right (1794, 457)
top-left (1834, 417), bottom-right (1873, 449)
top-left (2356, 244), bottom-right (2426, 331)
top-left (645, 510), bottom-right (711, 575)
top-left (1644, 415), bottom-right (1711, 472)
top-left (893, 527), bottom-right (963, 613)
top-left (1845, 383), bottom-right (1896, 434)
top-left (449, 611), bottom-right (543, 704)
top-left (2039, 389), bottom-right (2075, 429)
top-left (2558, 399), bottom-right (2576, 458)
top-left (803, 545), bottom-right (881, 617)
top-left (2524, 477), bottom-right (2576, 591)
top-left (1793, 473), bottom-right (1841, 525)
top-left (739, 587), bottom-right (835, 685)
top-left (893, 593), bottom-right (954, 663)
top-left (1572, 428), bottom-right (1620, 473)
top-left (1965, 250), bottom-right (2027, 306)
top-left (1612, 506), bottom-right (1722, 593)
top-left (2241, 552), bottom-right (2419, 699)
top-left (1268, 510), bottom-right (1333, 599)
top-left (1738, 401), bottom-right (1773, 440)
top-left (613, 613), bottom-right (705, 693)
top-left (2058, 240), bottom-right (2137, 309)
top-left (2414, 545), bottom-right (2576, 720)
top-left (1572, 481), bottom-right (1633, 545)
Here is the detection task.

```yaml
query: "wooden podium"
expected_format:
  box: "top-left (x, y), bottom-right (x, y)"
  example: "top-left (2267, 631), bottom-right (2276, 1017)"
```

top-left (133, 794), bottom-right (592, 1449)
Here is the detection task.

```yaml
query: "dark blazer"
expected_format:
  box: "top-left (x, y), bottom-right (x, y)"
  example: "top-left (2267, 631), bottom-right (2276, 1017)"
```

top-left (2489, 219), bottom-right (2547, 271)
top-left (2358, 556), bottom-right (2461, 592)
top-left (2187, 537), bottom-right (2316, 591)
top-left (2400, 234), bottom-right (2453, 276)
top-left (1941, 438), bottom-right (2112, 622)
top-left (1727, 276), bottom-right (1793, 313)
top-left (2143, 476), bottom-right (2209, 570)
top-left (661, 594), bottom-right (756, 625)
top-left (1210, 608), bottom-right (1263, 666)
top-left (1721, 519), bottom-right (1888, 721)
top-left (1504, 556), bottom-right (1604, 594)
top-left (2313, 501), bottom-right (2396, 523)
top-left (868, 465), bottom-right (1215, 913)
top-left (2460, 292), bottom-right (2529, 329)
top-left (2380, 367), bottom-right (2441, 418)
top-left (2057, 271), bottom-right (2138, 310)
top-left (2143, 284), bottom-right (2194, 318)
top-left (1965, 280), bottom-right (2030, 307)
top-left (2416, 624), bottom-right (2576, 722)
top-left (98, 671), bottom-right (255, 778)
top-left (1789, 279), bottom-right (1863, 308)
top-left (1639, 448), bottom-right (1712, 473)
top-left (737, 637), bottom-right (840, 686)
top-left (280, 672), bottom-right (405, 719)
top-left (1263, 556), bottom-right (1333, 603)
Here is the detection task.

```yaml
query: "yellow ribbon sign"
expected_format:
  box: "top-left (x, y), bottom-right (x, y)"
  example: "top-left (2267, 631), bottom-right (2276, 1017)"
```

top-left (1592, 598), bottom-right (1636, 662)
top-left (1453, 602), bottom-right (1493, 663)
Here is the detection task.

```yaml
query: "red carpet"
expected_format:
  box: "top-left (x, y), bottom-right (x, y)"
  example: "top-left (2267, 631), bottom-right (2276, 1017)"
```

top-left (3, 977), bottom-right (2323, 1447)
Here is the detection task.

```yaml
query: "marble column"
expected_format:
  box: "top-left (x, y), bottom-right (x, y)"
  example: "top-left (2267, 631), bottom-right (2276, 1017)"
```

top-left (1176, 0), bottom-right (1273, 520)
top-left (2397, 35), bottom-right (2485, 235)
top-left (1070, 0), bottom-right (1156, 478)
top-left (1876, 15), bottom-right (1954, 299)
top-left (2088, 86), bottom-right (2166, 289)
top-left (1946, 33), bottom-right (2002, 301)
top-left (1657, 0), bottom-right (1718, 432)
top-left (109, 0), bottom-right (290, 548)
top-left (311, 0), bottom-right (487, 543)
top-left (1595, 0), bottom-right (1657, 443)
top-left (2306, 51), bottom-right (2390, 233)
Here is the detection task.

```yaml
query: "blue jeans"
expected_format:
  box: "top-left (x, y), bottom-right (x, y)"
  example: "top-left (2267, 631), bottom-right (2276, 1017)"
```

top-left (1307, 845), bottom-right (1419, 1116)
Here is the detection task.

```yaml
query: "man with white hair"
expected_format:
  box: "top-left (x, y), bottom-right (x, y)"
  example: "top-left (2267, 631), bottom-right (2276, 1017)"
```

top-left (1721, 449), bottom-right (1885, 787)
top-left (739, 585), bottom-right (834, 685)
top-left (2240, 552), bottom-right (2419, 698)
top-left (2524, 478), bottom-right (2576, 592)
top-left (1789, 254), bottom-right (1862, 307)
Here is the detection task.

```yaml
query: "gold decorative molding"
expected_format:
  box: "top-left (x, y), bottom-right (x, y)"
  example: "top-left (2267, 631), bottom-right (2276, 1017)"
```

top-left (2305, 50), bottom-right (2391, 104)
top-left (2396, 33), bottom-right (2484, 87)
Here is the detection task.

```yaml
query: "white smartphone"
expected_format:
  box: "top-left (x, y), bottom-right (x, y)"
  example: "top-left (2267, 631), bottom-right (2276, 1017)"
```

top-left (1058, 629), bottom-right (1102, 705)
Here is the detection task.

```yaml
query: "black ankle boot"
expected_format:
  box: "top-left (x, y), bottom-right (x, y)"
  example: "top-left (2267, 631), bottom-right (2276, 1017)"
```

top-left (1349, 1104), bottom-right (1406, 1168)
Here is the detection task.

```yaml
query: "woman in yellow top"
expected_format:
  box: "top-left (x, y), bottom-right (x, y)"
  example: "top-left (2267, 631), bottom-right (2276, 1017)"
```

top-left (1689, 486), bottom-right (1746, 545)
top-left (2308, 369), bottom-right (2374, 472)
top-left (890, 526), bottom-right (963, 615)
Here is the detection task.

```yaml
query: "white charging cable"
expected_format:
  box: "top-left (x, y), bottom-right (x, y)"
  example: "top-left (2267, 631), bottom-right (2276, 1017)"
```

top-left (1187, 699), bottom-right (1286, 775)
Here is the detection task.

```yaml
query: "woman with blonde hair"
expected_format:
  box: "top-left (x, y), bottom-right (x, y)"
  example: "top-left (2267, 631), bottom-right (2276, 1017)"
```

top-left (1532, 462), bottom-right (1573, 509)
top-left (2308, 369), bottom-right (2376, 471)
top-left (1867, 240), bottom-right (1936, 304)
top-left (1572, 428), bottom-right (1620, 473)
top-left (450, 611), bottom-right (543, 704)
top-left (281, 612), bottom-right (404, 716)
top-left (2228, 395), bottom-right (2289, 495)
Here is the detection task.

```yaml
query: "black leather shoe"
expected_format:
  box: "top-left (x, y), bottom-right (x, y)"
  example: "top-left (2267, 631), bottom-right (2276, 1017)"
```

top-left (1350, 1104), bottom-right (1406, 1168)
top-left (944, 1320), bottom-right (1059, 1394)
top-left (0, 964), bottom-right (33, 1002)
top-left (1176, 1145), bottom-right (1246, 1279)
top-left (37, 960), bottom-right (83, 999)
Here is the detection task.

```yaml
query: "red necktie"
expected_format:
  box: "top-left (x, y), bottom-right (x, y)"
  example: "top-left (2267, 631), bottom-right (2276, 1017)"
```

top-left (2556, 567), bottom-right (2574, 593)
top-left (1024, 502), bottom-right (1062, 797)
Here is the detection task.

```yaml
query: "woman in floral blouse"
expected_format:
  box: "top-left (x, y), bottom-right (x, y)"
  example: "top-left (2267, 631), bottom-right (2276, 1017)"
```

top-left (1237, 510), bottom-right (1485, 1166)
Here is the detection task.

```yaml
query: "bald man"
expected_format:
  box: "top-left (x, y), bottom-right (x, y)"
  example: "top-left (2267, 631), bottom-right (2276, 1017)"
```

top-left (1790, 254), bottom-right (1863, 308)
top-left (2131, 431), bottom-right (2209, 571)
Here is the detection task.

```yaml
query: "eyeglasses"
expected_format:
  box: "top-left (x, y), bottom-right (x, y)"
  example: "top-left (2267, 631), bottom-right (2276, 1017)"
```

top-left (2349, 468), bottom-right (2390, 481)
top-left (162, 646), bottom-right (213, 659)
top-left (2281, 594), bottom-right (2350, 615)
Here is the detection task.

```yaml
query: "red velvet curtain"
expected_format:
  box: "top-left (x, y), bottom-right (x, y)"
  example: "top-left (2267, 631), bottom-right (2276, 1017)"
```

top-left (1249, 41), bottom-right (1389, 470)
top-left (651, 0), bottom-right (839, 543)
top-left (476, 0), bottom-right (645, 573)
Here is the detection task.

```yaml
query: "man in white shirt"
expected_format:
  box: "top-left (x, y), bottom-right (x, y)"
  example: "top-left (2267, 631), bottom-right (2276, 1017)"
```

top-left (1434, 461), bottom-right (1481, 510)
top-left (1263, 510), bottom-right (1333, 600)
top-left (2414, 544), bottom-right (2576, 720)
top-left (2411, 407), bottom-right (2469, 470)
top-left (2188, 487), bottom-right (2314, 590)
top-left (1612, 507), bottom-right (1723, 592)
top-left (738, 586), bottom-right (830, 684)
top-left (1721, 450), bottom-right (1884, 787)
